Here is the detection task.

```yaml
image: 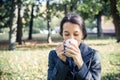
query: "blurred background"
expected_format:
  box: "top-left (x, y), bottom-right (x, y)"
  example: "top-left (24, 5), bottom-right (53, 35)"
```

top-left (0, 0), bottom-right (120, 80)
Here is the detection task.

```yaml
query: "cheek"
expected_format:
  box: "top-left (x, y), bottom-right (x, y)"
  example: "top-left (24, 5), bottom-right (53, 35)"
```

top-left (63, 35), bottom-right (69, 40)
top-left (76, 39), bottom-right (81, 45)
top-left (76, 36), bottom-right (83, 45)
top-left (62, 32), bottom-right (70, 40)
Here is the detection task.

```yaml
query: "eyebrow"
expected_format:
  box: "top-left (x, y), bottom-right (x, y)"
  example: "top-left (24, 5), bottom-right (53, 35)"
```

top-left (64, 31), bottom-right (69, 33)
top-left (64, 31), bottom-right (79, 33)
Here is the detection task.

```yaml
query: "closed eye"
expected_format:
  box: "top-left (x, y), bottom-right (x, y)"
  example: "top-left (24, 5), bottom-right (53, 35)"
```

top-left (74, 34), bottom-right (79, 36)
top-left (65, 34), bottom-right (69, 36)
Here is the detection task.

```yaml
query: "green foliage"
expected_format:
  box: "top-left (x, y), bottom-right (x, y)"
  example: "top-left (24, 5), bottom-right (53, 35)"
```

top-left (117, 0), bottom-right (120, 15)
top-left (77, 0), bottom-right (103, 19)
top-left (0, 1), bottom-right (12, 28)
top-left (0, 0), bottom-right (120, 29)
top-left (22, 5), bottom-right (31, 28)
top-left (33, 17), bottom-right (47, 30)
top-left (50, 16), bottom-right (63, 29)
top-left (85, 19), bottom-right (96, 29)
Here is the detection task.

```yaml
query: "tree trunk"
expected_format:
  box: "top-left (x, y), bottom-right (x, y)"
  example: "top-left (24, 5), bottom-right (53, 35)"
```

top-left (8, 0), bottom-right (18, 50)
top-left (96, 11), bottom-right (103, 38)
top-left (47, 19), bottom-right (52, 43)
top-left (28, 4), bottom-right (34, 40)
top-left (64, 4), bottom-right (68, 15)
top-left (70, 0), bottom-right (77, 12)
top-left (16, 3), bottom-right (22, 45)
top-left (46, 0), bottom-right (52, 43)
top-left (110, 0), bottom-right (120, 42)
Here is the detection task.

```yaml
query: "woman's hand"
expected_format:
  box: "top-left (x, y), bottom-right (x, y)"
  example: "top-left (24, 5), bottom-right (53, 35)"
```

top-left (65, 42), bottom-right (83, 69)
top-left (56, 42), bottom-right (66, 62)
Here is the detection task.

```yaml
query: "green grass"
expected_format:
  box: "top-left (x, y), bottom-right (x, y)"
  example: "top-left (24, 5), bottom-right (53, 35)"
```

top-left (0, 33), bottom-right (120, 80)
top-left (0, 49), bottom-right (51, 80)
top-left (85, 40), bottom-right (120, 80)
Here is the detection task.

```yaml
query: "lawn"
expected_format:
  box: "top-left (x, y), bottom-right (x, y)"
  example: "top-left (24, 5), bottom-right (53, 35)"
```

top-left (0, 34), bottom-right (120, 80)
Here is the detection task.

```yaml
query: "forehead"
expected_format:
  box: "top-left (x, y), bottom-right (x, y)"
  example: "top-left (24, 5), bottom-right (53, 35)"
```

top-left (63, 22), bottom-right (81, 32)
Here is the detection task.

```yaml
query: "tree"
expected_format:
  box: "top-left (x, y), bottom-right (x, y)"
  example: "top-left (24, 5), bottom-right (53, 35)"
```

top-left (25, 0), bottom-right (44, 40)
top-left (0, 0), bottom-right (22, 49)
top-left (46, 0), bottom-right (52, 43)
top-left (0, 0), bottom-right (11, 29)
top-left (51, 0), bottom-right (104, 38)
top-left (77, 0), bottom-right (104, 37)
top-left (109, 0), bottom-right (120, 42)
top-left (45, 0), bottom-right (64, 43)
top-left (95, 11), bottom-right (103, 37)
top-left (16, 0), bottom-right (23, 44)
top-left (8, 0), bottom-right (18, 50)
top-left (28, 4), bottom-right (34, 40)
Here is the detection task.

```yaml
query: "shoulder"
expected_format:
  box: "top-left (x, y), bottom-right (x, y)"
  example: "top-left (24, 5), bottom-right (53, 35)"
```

top-left (92, 49), bottom-right (101, 63)
top-left (80, 43), bottom-right (99, 55)
top-left (48, 50), bottom-right (59, 65)
top-left (87, 46), bottom-right (101, 65)
top-left (48, 50), bottom-right (58, 59)
top-left (80, 43), bottom-right (101, 62)
top-left (49, 50), bottom-right (56, 54)
top-left (49, 50), bottom-right (57, 56)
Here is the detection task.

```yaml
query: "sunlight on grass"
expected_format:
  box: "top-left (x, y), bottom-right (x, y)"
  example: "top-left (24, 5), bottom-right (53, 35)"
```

top-left (0, 49), bottom-right (52, 80)
top-left (85, 39), bottom-right (120, 80)
top-left (0, 39), bottom-right (120, 80)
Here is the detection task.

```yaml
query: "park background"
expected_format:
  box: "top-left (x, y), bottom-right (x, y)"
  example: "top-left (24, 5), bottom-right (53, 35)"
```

top-left (0, 0), bottom-right (120, 80)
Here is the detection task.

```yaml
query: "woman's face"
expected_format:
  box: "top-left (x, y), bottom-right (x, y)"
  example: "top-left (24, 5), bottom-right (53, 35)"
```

top-left (62, 22), bottom-right (83, 46)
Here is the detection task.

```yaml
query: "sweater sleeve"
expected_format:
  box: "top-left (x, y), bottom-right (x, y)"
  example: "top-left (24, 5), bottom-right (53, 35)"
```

top-left (47, 50), bottom-right (69, 80)
top-left (75, 51), bottom-right (101, 80)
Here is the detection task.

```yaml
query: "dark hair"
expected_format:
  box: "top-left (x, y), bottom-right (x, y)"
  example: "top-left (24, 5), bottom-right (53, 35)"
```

top-left (59, 13), bottom-right (87, 39)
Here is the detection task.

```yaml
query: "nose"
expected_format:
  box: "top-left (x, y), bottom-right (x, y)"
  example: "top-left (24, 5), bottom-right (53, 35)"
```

top-left (69, 34), bottom-right (74, 39)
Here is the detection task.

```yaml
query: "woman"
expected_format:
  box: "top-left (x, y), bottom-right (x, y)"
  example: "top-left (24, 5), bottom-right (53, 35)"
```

top-left (47, 13), bottom-right (101, 80)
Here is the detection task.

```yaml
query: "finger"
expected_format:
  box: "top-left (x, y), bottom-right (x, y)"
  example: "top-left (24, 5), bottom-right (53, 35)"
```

top-left (56, 49), bottom-right (64, 55)
top-left (58, 51), bottom-right (66, 58)
top-left (65, 48), bottom-right (78, 55)
top-left (64, 51), bottom-right (74, 58)
top-left (63, 40), bottom-right (66, 43)
top-left (65, 45), bottom-right (81, 56)
top-left (56, 44), bottom-right (64, 51)
top-left (57, 51), bottom-right (64, 56)
top-left (66, 45), bottom-right (78, 53)
top-left (56, 44), bottom-right (62, 50)
top-left (70, 42), bottom-right (78, 49)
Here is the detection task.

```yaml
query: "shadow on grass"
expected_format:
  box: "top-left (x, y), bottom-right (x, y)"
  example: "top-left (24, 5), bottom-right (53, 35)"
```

top-left (102, 73), bottom-right (120, 80)
top-left (0, 40), bottom-right (9, 50)
top-left (86, 33), bottom-right (115, 40)
top-left (0, 34), bottom-right (116, 50)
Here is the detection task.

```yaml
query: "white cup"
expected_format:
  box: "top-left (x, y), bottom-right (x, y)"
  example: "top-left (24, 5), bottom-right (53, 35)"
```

top-left (64, 38), bottom-right (78, 47)
top-left (64, 38), bottom-right (78, 57)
